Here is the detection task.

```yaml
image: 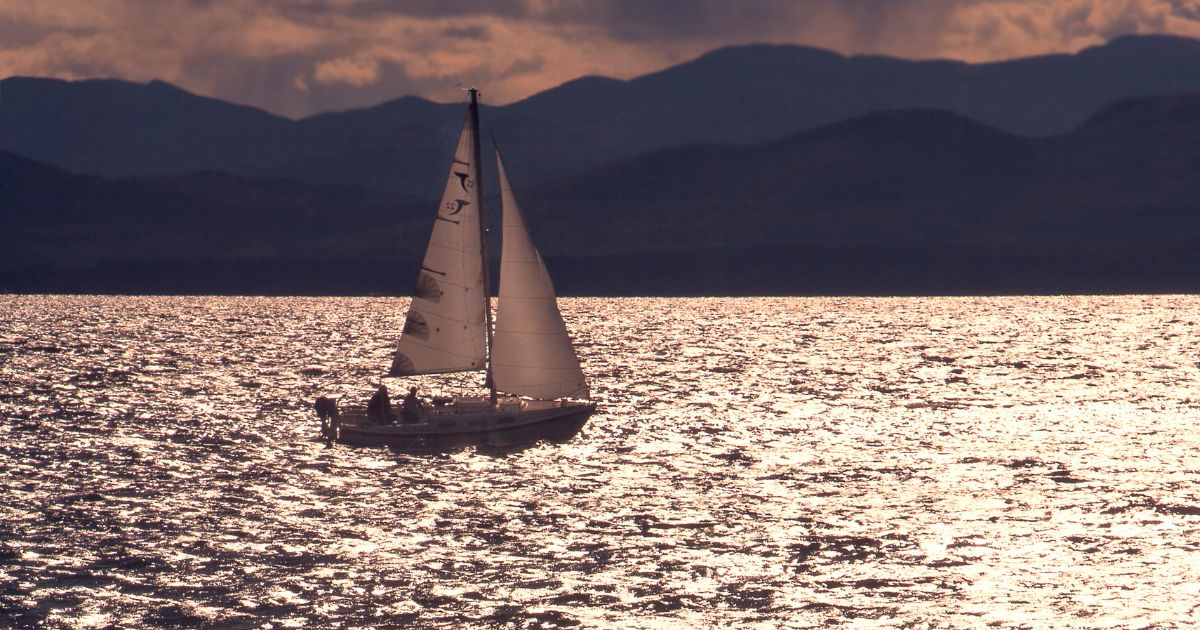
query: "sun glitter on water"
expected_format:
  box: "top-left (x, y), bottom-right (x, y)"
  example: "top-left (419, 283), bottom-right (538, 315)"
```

top-left (1, 295), bottom-right (1199, 627)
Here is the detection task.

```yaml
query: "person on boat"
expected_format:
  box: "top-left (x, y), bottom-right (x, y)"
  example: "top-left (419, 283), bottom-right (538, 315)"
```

top-left (401, 386), bottom-right (424, 424)
top-left (315, 396), bottom-right (339, 442)
top-left (367, 385), bottom-right (393, 422)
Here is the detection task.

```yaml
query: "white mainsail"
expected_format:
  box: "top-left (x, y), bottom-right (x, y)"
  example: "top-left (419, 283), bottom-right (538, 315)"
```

top-left (389, 116), bottom-right (488, 376)
top-left (491, 153), bottom-right (590, 400)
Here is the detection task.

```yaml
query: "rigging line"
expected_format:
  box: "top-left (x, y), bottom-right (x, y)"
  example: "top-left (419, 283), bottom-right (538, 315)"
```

top-left (477, 90), bottom-right (518, 227)
top-left (473, 89), bottom-right (507, 257)
top-left (426, 89), bottom-right (472, 194)
top-left (476, 89), bottom-right (502, 153)
top-left (478, 90), bottom-right (515, 199)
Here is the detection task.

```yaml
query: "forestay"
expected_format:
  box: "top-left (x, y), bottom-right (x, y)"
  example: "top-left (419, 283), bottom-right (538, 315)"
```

top-left (491, 154), bottom-right (590, 400)
top-left (390, 116), bottom-right (488, 376)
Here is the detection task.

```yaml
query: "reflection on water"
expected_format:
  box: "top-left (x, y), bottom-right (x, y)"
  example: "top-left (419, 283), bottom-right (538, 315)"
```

top-left (2, 295), bottom-right (1199, 627)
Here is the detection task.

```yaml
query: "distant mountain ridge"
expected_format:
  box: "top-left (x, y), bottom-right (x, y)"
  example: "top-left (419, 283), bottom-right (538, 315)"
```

top-left (525, 92), bottom-right (1200, 258)
top-left (0, 148), bottom-right (430, 274)
top-left (3, 91), bottom-right (1200, 295)
top-left (3, 34), bottom-right (1200, 197)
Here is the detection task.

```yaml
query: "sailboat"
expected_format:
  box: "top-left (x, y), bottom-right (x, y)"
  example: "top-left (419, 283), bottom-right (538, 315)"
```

top-left (318, 88), bottom-right (595, 450)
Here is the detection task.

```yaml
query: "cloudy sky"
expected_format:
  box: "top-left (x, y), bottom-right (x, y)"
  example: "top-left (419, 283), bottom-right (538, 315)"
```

top-left (2, 0), bottom-right (1199, 118)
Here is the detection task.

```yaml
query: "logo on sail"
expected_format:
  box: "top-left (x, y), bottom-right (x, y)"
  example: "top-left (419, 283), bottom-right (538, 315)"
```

top-left (388, 352), bottom-right (416, 376)
top-left (402, 310), bottom-right (430, 340)
top-left (454, 171), bottom-right (473, 192)
top-left (444, 199), bottom-right (470, 215)
top-left (414, 273), bottom-right (444, 302)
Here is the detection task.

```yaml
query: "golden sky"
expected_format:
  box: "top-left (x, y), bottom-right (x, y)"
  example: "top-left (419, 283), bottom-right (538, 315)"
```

top-left (2, 0), bottom-right (1199, 118)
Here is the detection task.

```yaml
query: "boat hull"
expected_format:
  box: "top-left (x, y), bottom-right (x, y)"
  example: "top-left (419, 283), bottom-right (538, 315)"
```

top-left (329, 400), bottom-right (595, 451)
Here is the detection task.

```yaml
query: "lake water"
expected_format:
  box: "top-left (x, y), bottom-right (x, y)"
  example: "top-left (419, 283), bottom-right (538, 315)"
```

top-left (2, 295), bottom-right (1199, 627)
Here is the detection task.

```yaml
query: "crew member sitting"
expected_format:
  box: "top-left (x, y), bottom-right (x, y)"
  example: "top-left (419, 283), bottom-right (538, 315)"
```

top-left (401, 386), bottom-right (424, 424)
top-left (315, 396), bottom-right (339, 441)
top-left (367, 385), bottom-right (393, 422)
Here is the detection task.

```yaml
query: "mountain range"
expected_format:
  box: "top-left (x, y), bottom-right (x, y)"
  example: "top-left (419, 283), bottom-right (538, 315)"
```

top-left (2, 35), bottom-right (1200, 294)
top-left (4, 34), bottom-right (1200, 195)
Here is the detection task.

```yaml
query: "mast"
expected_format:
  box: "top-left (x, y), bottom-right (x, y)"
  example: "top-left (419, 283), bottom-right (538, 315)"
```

top-left (468, 88), bottom-right (498, 405)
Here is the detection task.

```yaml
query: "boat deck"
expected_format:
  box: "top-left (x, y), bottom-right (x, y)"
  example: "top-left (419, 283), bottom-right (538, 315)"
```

top-left (328, 397), bottom-right (595, 449)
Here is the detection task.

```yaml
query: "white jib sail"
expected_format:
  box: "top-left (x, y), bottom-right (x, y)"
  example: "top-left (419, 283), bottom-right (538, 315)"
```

top-left (491, 153), bottom-right (590, 399)
top-left (390, 116), bottom-right (487, 376)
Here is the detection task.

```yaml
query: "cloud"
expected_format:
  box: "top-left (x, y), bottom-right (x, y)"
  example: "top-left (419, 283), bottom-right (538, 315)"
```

top-left (2, 0), bottom-right (1200, 117)
top-left (937, 0), bottom-right (1200, 61)
top-left (314, 55), bottom-right (382, 86)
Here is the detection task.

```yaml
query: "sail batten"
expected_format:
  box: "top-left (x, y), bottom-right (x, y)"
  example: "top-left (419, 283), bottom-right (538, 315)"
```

top-left (390, 113), bottom-right (488, 377)
top-left (491, 153), bottom-right (590, 400)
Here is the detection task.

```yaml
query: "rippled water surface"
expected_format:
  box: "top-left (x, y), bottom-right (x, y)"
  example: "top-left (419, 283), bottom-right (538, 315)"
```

top-left (2, 295), bottom-right (1200, 627)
